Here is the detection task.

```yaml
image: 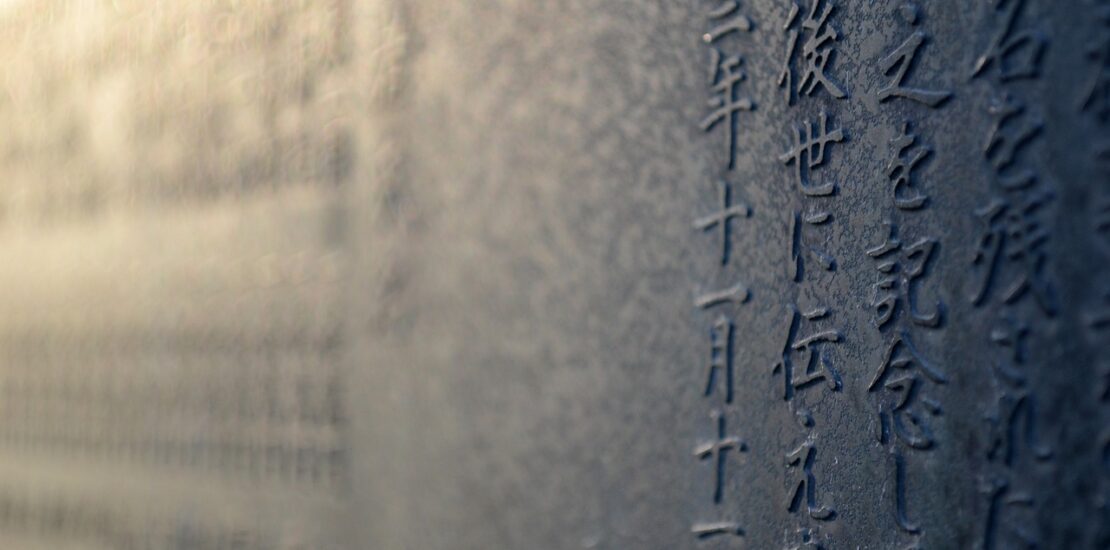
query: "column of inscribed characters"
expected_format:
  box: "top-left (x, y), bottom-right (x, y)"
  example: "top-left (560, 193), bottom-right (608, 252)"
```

top-left (773, 2), bottom-right (848, 547)
top-left (691, 1), bottom-right (756, 541)
top-left (866, 4), bottom-right (952, 547)
top-left (969, 1), bottom-right (1057, 548)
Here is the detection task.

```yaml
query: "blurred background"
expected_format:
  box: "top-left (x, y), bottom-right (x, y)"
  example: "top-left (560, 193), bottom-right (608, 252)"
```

top-left (0, 1), bottom-right (1107, 549)
top-left (0, 1), bottom-right (400, 548)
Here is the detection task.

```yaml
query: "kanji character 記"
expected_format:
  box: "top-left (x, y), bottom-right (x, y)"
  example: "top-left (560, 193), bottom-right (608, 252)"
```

top-left (780, 112), bottom-right (846, 197)
top-left (969, 190), bottom-right (1057, 316)
top-left (785, 439), bottom-right (836, 521)
top-left (694, 410), bottom-right (748, 504)
top-left (867, 222), bottom-right (942, 330)
top-left (778, 0), bottom-right (848, 105)
top-left (694, 179), bottom-right (751, 266)
top-left (971, 0), bottom-right (1047, 82)
top-left (701, 49), bottom-right (754, 170)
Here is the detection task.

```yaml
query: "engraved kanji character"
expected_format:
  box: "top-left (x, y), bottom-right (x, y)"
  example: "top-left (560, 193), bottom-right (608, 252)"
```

top-left (778, 0), bottom-right (848, 105)
top-left (984, 93), bottom-right (1043, 191)
top-left (772, 306), bottom-right (842, 426)
top-left (788, 209), bottom-right (835, 282)
top-left (694, 410), bottom-right (748, 503)
top-left (692, 521), bottom-right (745, 540)
top-left (980, 476), bottom-right (1040, 550)
top-left (969, 189), bottom-right (1057, 316)
top-left (984, 318), bottom-right (1054, 467)
top-left (703, 315), bottom-right (736, 404)
top-left (1079, 4), bottom-right (1110, 122)
top-left (886, 123), bottom-right (934, 210)
top-left (701, 50), bottom-right (754, 171)
top-left (1096, 355), bottom-right (1110, 547)
top-left (1093, 467), bottom-right (1110, 550)
top-left (1098, 364), bottom-right (1110, 549)
top-left (1097, 504), bottom-right (1110, 550)
top-left (877, 4), bottom-right (952, 107)
top-left (1101, 360), bottom-right (1110, 405)
top-left (694, 179), bottom-right (752, 265)
top-left (891, 449), bottom-right (922, 534)
top-left (786, 527), bottom-right (828, 550)
top-left (869, 331), bottom-right (947, 450)
top-left (971, 0), bottom-right (1047, 82)
top-left (780, 112), bottom-right (846, 197)
top-left (785, 439), bottom-right (836, 521)
top-left (868, 222), bottom-right (942, 330)
top-left (869, 331), bottom-right (947, 536)
top-left (1094, 186), bottom-right (1110, 254)
top-left (1089, 286), bottom-right (1110, 335)
top-left (702, 0), bottom-right (753, 44)
top-left (695, 281), bottom-right (750, 310)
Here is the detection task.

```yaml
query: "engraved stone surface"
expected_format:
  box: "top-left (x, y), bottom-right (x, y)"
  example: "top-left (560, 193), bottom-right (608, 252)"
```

top-left (0, 1), bottom-right (1106, 549)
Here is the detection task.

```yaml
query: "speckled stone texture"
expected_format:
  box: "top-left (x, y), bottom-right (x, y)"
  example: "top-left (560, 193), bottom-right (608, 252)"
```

top-left (359, 1), bottom-right (1108, 549)
top-left (0, 1), bottom-right (1105, 549)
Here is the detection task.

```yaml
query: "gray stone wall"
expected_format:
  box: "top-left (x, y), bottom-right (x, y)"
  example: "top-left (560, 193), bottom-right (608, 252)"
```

top-left (0, 1), bottom-right (1106, 549)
